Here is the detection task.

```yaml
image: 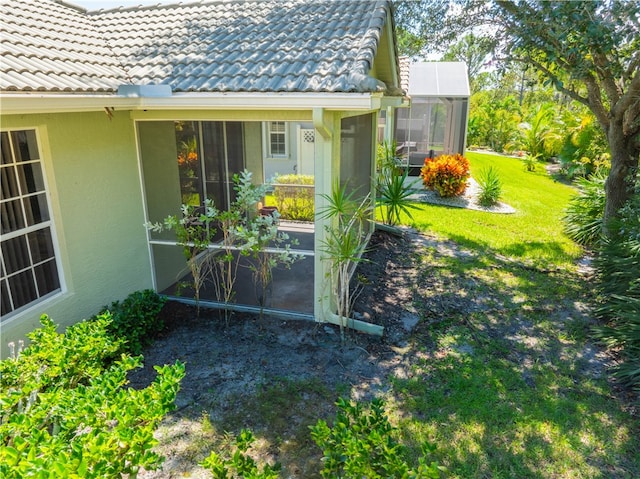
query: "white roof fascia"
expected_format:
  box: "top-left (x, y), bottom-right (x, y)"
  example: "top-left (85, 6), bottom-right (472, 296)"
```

top-left (0, 92), bottom-right (389, 116)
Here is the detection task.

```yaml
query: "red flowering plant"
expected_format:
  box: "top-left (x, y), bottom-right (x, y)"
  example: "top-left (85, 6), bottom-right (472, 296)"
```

top-left (420, 153), bottom-right (470, 197)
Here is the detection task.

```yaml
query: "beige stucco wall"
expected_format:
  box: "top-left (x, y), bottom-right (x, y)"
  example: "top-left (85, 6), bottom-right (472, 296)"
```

top-left (1, 110), bottom-right (153, 356)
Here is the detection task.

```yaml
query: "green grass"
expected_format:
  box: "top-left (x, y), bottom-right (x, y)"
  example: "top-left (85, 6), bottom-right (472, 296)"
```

top-left (385, 248), bottom-right (638, 478)
top-left (374, 154), bottom-right (639, 478)
top-left (401, 152), bottom-right (583, 268)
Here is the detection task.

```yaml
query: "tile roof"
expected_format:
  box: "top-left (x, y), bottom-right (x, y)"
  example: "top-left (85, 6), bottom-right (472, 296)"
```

top-left (1, 0), bottom-right (399, 95)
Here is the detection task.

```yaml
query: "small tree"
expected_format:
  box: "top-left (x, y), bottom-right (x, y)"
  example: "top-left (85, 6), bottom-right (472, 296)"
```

top-left (236, 210), bottom-right (301, 321)
top-left (147, 170), bottom-right (300, 324)
top-left (146, 199), bottom-right (218, 316)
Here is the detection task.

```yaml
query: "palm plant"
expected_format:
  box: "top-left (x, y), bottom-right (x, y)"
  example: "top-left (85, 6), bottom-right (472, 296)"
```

top-left (562, 170), bottom-right (607, 247)
top-left (592, 191), bottom-right (640, 393)
top-left (519, 103), bottom-right (560, 159)
top-left (376, 169), bottom-right (419, 226)
top-left (318, 181), bottom-right (371, 341)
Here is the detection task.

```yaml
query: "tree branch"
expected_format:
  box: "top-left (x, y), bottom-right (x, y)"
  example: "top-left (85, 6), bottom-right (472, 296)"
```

top-left (592, 51), bottom-right (621, 106)
top-left (583, 73), bottom-right (611, 133)
top-left (613, 68), bottom-right (640, 122)
top-left (516, 55), bottom-right (589, 105)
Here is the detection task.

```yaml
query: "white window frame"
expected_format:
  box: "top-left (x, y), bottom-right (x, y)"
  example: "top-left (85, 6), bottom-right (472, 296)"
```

top-left (265, 121), bottom-right (288, 158)
top-left (1, 128), bottom-right (63, 322)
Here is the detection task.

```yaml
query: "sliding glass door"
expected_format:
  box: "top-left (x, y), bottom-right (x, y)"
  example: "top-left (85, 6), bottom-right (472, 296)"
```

top-left (175, 121), bottom-right (244, 211)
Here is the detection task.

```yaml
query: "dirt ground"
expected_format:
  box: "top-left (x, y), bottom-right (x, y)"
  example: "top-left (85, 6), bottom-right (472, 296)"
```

top-left (129, 228), bottom-right (439, 477)
top-left (130, 229), bottom-right (417, 398)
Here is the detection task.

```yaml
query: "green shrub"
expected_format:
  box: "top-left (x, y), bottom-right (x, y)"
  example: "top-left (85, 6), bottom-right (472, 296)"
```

top-left (558, 114), bottom-right (609, 179)
top-left (0, 315), bottom-right (185, 478)
top-left (420, 154), bottom-right (470, 197)
top-left (200, 429), bottom-right (281, 479)
top-left (592, 191), bottom-right (640, 394)
top-left (310, 398), bottom-right (442, 478)
top-left (562, 171), bottom-right (607, 247)
top-left (272, 174), bottom-right (314, 221)
top-left (477, 166), bottom-right (503, 207)
top-left (102, 289), bottom-right (166, 354)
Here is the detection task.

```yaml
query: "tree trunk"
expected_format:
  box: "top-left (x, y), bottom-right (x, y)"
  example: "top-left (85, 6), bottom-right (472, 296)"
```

top-left (603, 122), bottom-right (639, 233)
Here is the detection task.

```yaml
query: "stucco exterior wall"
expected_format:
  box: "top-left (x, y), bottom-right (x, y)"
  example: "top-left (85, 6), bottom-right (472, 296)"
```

top-left (1, 110), bottom-right (153, 355)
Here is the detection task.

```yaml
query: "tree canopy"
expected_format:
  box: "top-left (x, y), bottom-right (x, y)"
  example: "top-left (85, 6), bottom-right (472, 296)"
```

top-left (393, 0), bottom-right (639, 226)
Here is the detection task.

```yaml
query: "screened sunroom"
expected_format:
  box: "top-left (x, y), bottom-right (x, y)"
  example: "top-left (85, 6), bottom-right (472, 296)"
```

top-left (137, 112), bottom-right (377, 330)
top-left (395, 61), bottom-right (470, 174)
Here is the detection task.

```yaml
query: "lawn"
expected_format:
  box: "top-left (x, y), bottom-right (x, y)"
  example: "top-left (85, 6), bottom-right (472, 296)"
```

top-left (405, 151), bottom-right (584, 269)
top-left (377, 153), bottom-right (638, 477)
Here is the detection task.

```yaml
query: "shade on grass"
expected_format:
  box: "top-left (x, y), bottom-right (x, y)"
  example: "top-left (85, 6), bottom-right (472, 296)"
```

top-left (397, 151), bottom-right (583, 268)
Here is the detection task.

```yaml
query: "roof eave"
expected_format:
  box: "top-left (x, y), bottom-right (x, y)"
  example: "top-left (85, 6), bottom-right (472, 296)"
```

top-left (0, 91), bottom-right (394, 116)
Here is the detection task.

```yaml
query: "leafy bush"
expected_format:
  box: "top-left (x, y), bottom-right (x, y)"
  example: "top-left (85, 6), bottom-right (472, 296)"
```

top-left (592, 191), bottom-right (640, 394)
top-left (477, 166), bottom-right (503, 207)
top-left (558, 114), bottom-right (609, 179)
top-left (102, 289), bottom-right (166, 355)
top-left (0, 315), bottom-right (185, 478)
top-left (420, 154), bottom-right (470, 197)
top-left (200, 429), bottom-right (281, 479)
top-left (562, 171), bottom-right (607, 247)
top-left (310, 398), bottom-right (442, 478)
top-left (272, 174), bottom-right (314, 221)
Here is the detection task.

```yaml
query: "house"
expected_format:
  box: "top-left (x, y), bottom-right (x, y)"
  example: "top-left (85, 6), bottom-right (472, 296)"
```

top-left (0, 0), bottom-right (403, 354)
top-left (394, 59), bottom-right (470, 174)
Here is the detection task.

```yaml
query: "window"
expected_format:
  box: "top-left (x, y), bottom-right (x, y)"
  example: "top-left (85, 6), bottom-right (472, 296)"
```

top-left (267, 121), bottom-right (287, 157)
top-left (1, 129), bottom-right (60, 320)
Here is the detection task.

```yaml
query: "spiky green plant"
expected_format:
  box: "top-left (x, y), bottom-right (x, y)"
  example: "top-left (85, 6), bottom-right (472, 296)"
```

top-left (592, 191), bottom-right (640, 394)
top-left (376, 169), bottom-right (419, 226)
top-left (563, 171), bottom-right (607, 247)
top-left (477, 166), bottom-right (503, 207)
